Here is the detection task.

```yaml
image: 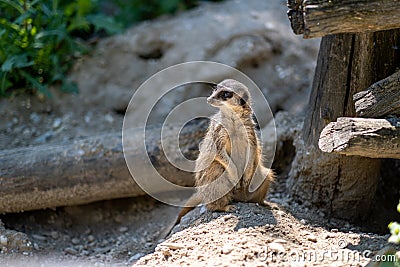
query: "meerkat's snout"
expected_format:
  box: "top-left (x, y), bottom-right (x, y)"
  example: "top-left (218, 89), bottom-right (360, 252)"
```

top-left (207, 91), bottom-right (231, 107)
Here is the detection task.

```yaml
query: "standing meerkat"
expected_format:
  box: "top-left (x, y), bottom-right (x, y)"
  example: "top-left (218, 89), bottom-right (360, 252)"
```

top-left (176, 79), bottom-right (274, 223)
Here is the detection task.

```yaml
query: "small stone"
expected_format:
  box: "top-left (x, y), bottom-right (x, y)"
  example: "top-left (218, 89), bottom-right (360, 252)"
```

top-left (161, 248), bottom-right (172, 257)
top-left (0, 235), bottom-right (8, 246)
top-left (129, 253), bottom-right (143, 261)
top-left (104, 114), bottom-right (114, 123)
top-left (160, 242), bottom-right (185, 250)
top-left (87, 235), bottom-right (95, 243)
top-left (71, 238), bottom-right (80, 245)
top-left (268, 242), bottom-right (285, 253)
top-left (331, 229), bottom-right (339, 233)
top-left (221, 245), bottom-right (234, 254)
top-left (307, 234), bottom-right (317, 242)
top-left (30, 112), bottom-right (41, 123)
top-left (52, 118), bottom-right (62, 129)
top-left (50, 231), bottom-right (59, 239)
top-left (276, 210), bottom-right (285, 216)
top-left (35, 131), bottom-right (54, 143)
top-left (300, 219), bottom-right (307, 224)
top-left (118, 226), bottom-right (128, 233)
top-left (32, 234), bottom-right (46, 241)
top-left (65, 247), bottom-right (78, 255)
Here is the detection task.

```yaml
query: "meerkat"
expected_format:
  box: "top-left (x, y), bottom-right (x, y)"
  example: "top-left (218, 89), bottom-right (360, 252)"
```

top-left (173, 79), bottom-right (274, 224)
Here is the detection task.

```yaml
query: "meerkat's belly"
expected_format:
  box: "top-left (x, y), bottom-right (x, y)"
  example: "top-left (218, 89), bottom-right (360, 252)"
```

top-left (225, 122), bottom-right (252, 178)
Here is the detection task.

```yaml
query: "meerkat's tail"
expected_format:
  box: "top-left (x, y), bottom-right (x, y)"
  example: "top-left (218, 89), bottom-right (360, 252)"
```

top-left (157, 194), bottom-right (201, 240)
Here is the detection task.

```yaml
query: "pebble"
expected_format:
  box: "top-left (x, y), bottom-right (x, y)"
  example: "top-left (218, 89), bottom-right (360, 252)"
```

top-left (30, 113), bottom-right (41, 123)
top-left (118, 226), bottom-right (128, 233)
top-left (307, 234), bottom-right (318, 242)
top-left (65, 247), bottom-right (78, 255)
top-left (87, 235), bottom-right (95, 243)
top-left (32, 234), bottom-right (46, 241)
top-left (160, 242), bottom-right (185, 250)
top-left (331, 228), bottom-right (339, 233)
top-left (50, 231), bottom-right (59, 239)
top-left (104, 114), bottom-right (114, 123)
top-left (300, 219), bottom-right (307, 224)
top-left (129, 253), bottom-right (144, 261)
top-left (0, 235), bottom-right (8, 246)
top-left (52, 118), bottom-right (62, 129)
top-left (268, 242), bottom-right (285, 253)
top-left (71, 238), bottom-right (80, 245)
top-left (35, 131), bottom-right (54, 143)
top-left (221, 245), bottom-right (234, 254)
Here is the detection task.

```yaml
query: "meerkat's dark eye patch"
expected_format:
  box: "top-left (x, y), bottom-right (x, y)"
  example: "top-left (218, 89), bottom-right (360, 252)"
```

top-left (239, 98), bottom-right (246, 106)
top-left (217, 90), bottom-right (233, 100)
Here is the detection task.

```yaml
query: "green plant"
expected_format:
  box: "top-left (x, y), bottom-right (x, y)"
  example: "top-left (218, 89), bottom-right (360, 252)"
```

top-left (384, 200), bottom-right (400, 267)
top-left (0, 0), bottom-right (121, 97)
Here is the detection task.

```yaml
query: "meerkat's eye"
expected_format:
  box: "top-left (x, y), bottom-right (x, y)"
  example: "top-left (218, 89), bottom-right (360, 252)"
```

top-left (218, 90), bottom-right (233, 100)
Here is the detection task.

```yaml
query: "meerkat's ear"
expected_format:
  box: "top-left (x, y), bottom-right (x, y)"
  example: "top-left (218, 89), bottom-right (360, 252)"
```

top-left (239, 93), bottom-right (249, 106)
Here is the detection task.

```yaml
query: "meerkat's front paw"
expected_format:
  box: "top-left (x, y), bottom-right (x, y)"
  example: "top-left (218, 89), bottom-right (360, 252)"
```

top-left (221, 205), bottom-right (236, 212)
top-left (259, 200), bottom-right (278, 210)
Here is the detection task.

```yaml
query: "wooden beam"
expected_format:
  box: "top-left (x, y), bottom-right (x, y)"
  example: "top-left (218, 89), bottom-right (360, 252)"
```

top-left (287, 0), bottom-right (400, 38)
top-left (354, 70), bottom-right (400, 118)
top-left (0, 121), bottom-right (207, 213)
top-left (319, 117), bottom-right (400, 159)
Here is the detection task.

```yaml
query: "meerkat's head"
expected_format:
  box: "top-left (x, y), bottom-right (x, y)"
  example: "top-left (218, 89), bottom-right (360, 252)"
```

top-left (207, 79), bottom-right (251, 111)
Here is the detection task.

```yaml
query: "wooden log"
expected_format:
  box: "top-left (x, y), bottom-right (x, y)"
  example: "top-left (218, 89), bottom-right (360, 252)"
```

top-left (319, 117), bottom-right (400, 159)
top-left (287, 29), bottom-right (400, 220)
top-left (287, 0), bottom-right (400, 39)
top-left (353, 70), bottom-right (400, 117)
top-left (0, 120), bottom-right (207, 213)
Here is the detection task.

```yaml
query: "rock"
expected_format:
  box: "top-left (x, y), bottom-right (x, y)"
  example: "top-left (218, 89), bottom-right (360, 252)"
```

top-left (52, 118), bottom-right (62, 129)
top-left (307, 234), bottom-right (317, 242)
top-left (300, 219), bottom-right (307, 224)
top-left (34, 131), bottom-right (54, 143)
top-left (50, 231), bottom-right (59, 239)
top-left (65, 247), bottom-right (79, 255)
top-left (331, 229), bottom-right (339, 233)
top-left (30, 112), bottom-right (41, 123)
top-left (87, 235), bottom-right (95, 243)
top-left (118, 226), bottom-right (128, 233)
top-left (69, 0), bottom-right (319, 128)
top-left (0, 235), bottom-right (8, 246)
top-left (160, 242), bottom-right (186, 250)
top-left (71, 237), bottom-right (80, 245)
top-left (221, 245), bottom-right (234, 254)
top-left (268, 242), bottom-right (285, 253)
top-left (129, 253), bottom-right (144, 261)
top-left (32, 234), bottom-right (46, 241)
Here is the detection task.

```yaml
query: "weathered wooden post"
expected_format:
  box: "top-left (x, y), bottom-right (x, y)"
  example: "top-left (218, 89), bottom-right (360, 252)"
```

top-left (286, 0), bottom-right (400, 220)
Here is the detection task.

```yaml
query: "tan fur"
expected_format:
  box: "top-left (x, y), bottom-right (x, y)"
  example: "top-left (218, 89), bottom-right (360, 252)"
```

top-left (172, 79), bottom-right (274, 229)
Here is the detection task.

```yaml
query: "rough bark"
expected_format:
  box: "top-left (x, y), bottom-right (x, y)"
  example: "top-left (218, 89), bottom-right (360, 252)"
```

top-left (287, 0), bottom-right (400, 39)
top-left (288, 29), bottom-right (400, 220)
top-left (319, 117), bottom-right (400, 159)
top-left (0, 120), bottom-right (207, 213)
top-left (353, 70), bottom-right (400, 117)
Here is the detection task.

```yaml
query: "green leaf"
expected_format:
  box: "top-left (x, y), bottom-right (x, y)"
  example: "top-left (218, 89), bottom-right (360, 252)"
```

top-left (87, 14), bottom-right (122, 34)
top-left (1, 54), bottom-right (34, 72)
top-left (67, 16), bottom-right (90, 32)
top-left (19, 70), bottom-right (50, 97)
top-left (0, 0), bottom-right (23, 14)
